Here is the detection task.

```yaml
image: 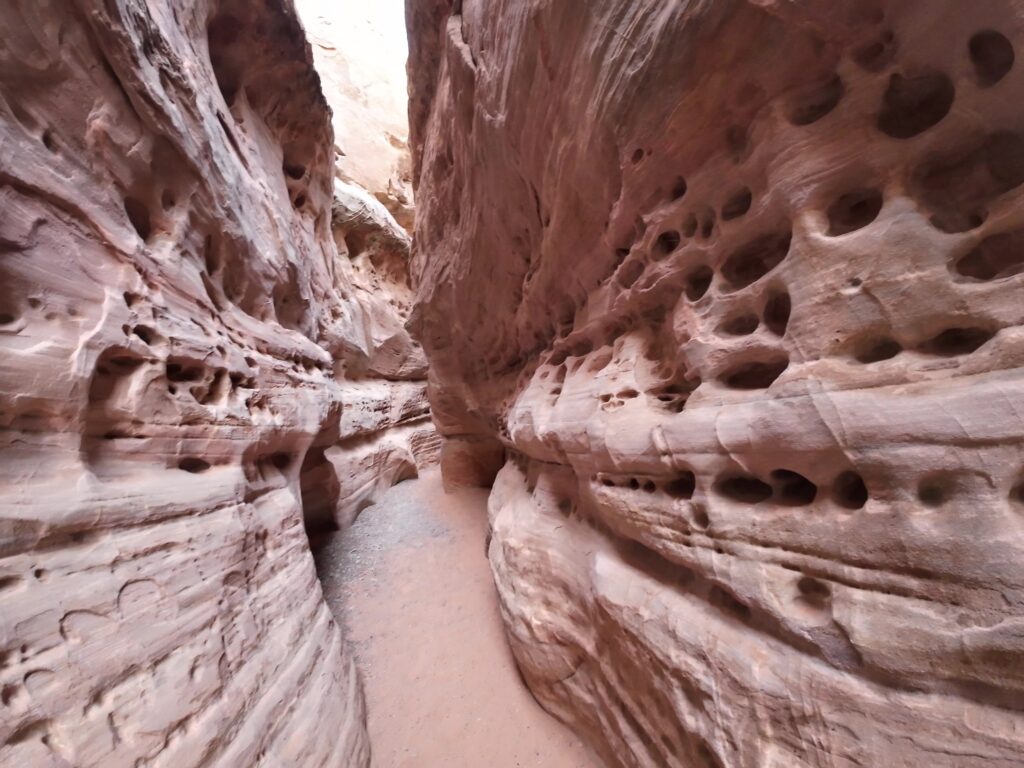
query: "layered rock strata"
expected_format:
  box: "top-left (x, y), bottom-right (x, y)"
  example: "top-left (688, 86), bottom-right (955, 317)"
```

top-left (0, 1), bottom-right (429, 764)
top-left (408, 0), bottom-right (1024, 765)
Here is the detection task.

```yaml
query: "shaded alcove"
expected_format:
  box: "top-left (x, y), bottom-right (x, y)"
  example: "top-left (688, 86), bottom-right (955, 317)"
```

top-left (300, 405), bottom-right (342, 545)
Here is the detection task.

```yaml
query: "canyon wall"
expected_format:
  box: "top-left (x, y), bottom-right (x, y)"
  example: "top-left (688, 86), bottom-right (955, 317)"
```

top-left (0, 0), bottom-right (428, 764)
top-left (408, 1), bottom-right (1024, 766)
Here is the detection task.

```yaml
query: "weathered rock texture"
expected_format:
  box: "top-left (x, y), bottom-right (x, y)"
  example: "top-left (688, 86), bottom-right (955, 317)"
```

top-left (409, 1), bottom-right (1024, 765)
top-left (0, 1), bottom-right (430, 764)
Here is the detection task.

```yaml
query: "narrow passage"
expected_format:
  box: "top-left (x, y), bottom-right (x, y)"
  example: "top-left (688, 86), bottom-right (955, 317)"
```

top-left (313, 470), bottom-right (598, 767)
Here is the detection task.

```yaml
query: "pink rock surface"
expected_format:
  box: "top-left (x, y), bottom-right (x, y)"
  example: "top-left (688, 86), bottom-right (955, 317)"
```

top-left (297, 0), bottom-right (415, 229)
top-left (0, 1), bottom-right (430, 764)
top-left (408, 0), bottom-right (1024, 765)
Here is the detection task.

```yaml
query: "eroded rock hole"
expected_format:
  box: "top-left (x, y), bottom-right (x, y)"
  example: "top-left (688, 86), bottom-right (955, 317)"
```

top-left (721, 230), bottom-right (792, 291)
top-left (913, 131), bottom-right (1024, 234)
top-left (284, 162), bottom-right (306, 180)
top-left (917, 326), bottom-right (994, 356)
top-left (826, 189), bottom-right (883, 235)
top-left (770, 469), bottom-right (817, 506)
top-left (954, 231), bottom-right (1024, 281)
top-left (166, 359), bottom-right (204, 382)
top-left (762, 291), bottom-right (791, 336)
top-left (726, 125), bottom-right (749, 162)
top-left (653, 230), bottom-right (681, 259)
top-left (178, 457), bottom-right (211, 474)
top-left (692, 506), bottom-right (710, 529)
top-left (719, 314), bottom-right (759, 336)
top-left (832, 471), bottom-right (869, 509)
top-left (208, 13), bottom-right (244, 107)
top-left (684, 265), bottom-right (713, 301)
top-left (877, 72), bottom-right (955, 139)
top-left (124, 197), bottom-right (152, 241)
top-left (720, 356), bottom-right (789, 389)
top-left (970, 30), bottom-right (1014, 87)
top-left (132, 326), bottom-right (158, 345)
top-left (855, 336), bottom-right (902, 363)
top-left (1010, 478), bottom-right (1024, 505)
top-left (670, 176), bottom-right (688, 201)
top-left (716, 475), bottom-right (773, 504)
top-left (699, 213), bottom-right (715, 240)
top-left (787, 75), bottom-right (844, 126)
top-left (796, 576), bottom-right (831, 610)
top-left (664, 472), bottom-right (696, 499)
top-left (917, 477), bottom-right (950, 507)
top-left (721, 188), bottom-right (752, 220)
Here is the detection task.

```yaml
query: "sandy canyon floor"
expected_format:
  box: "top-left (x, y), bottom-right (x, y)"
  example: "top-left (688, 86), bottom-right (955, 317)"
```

top-left (313, 471), bottom-right (598, 767)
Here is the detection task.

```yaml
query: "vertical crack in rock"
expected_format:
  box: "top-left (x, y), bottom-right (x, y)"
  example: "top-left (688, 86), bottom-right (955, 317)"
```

top-left (407, 0), bottom-right (1024, 765)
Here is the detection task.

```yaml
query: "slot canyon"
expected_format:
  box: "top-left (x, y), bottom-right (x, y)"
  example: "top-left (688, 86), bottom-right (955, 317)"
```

top-left (3, 0), bottom-right (1024, 766)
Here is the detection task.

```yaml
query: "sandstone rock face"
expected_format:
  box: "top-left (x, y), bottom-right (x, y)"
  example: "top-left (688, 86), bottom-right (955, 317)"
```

top-left (298, 0), bottom-right (415, 229)
top-left (0, 1), bottom-right (428, 764)
top-left (408, 1), bottom-right (1024, 765)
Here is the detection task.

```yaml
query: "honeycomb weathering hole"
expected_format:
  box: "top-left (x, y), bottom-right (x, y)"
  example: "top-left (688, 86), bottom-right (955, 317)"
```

top-left (719, 314), bottom-right (759, 336)
top-left (969, 30), bottom-right (1015, 87)
top-left (854, 336), bottom-right (902, 364)
top-left (770, 469), bottom-right (818, 506)
top-left (721, 188), bottom-right (752, 220)
top-left (826, 189), bottom-right (883, 236)
top-left (913, 131), bottom-right (1024, 234)
top-left (670, 176), bottom-right (688, 201)
top-left (1010, 479), bottom-right (1024, 505)
top-left (832, 471), bottom-right (869, 509)
top-left (684, 265), bottom-right (714, 300)
top-left (178, 457), bottom-right (211, 474)
top-left (955, 231), bottom-right (1024, 281)
top-left (208, 13), bottom-right (244, 106)
top-left (917, 326), bottom-right (995, 356)
top-left (653, 230), bottom-right (681, 259)
top-left (720, 357), bottom-right (789, 389)
top-left (917, 477), bottom-right (951, 507)
top-left (796, 576), bottom-right (831, 610)
top-left (716, 475), bottom-right (773, 504)
top-left (721, 230), bottom-right (793, 291)
top-left (664, 472), bottom-right (696, 499)
top-left (877, 72), bottom-right (955, 139)
top-left (124, 196), bottom-right (152, 241)
top-left (787, 75), bottom-right (844, 126)
top-left (762, 291), bottom-right (791, 336)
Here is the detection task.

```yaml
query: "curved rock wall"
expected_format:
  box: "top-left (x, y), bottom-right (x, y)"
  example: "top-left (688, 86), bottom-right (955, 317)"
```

top-left (408, 1), bottom-right (1024, 765)
top-left (0, 1), bottom-right (427, 764)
